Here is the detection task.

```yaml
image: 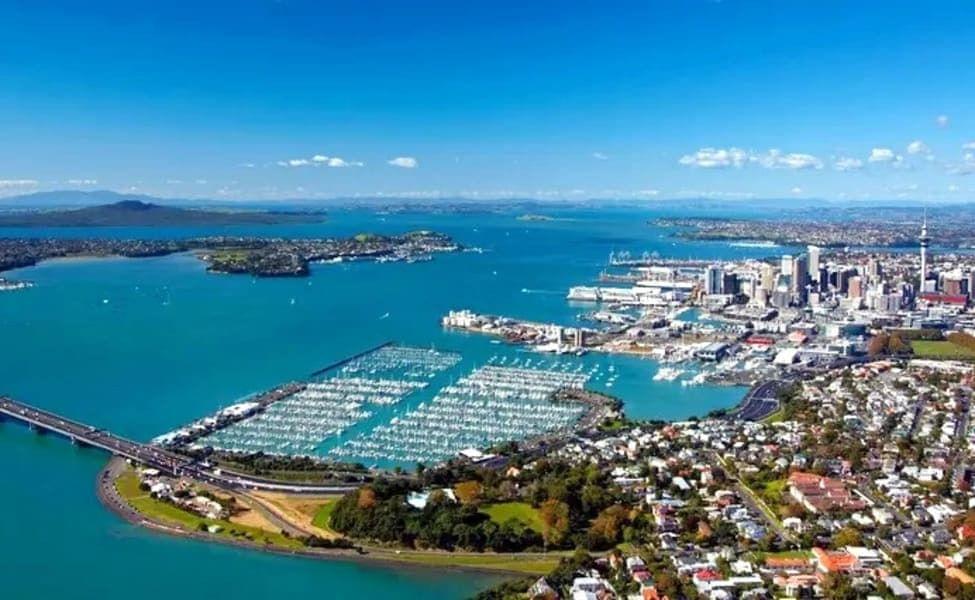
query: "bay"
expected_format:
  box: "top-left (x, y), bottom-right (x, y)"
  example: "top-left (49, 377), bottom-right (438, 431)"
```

top-left (0, 206), bottom-right (792, 598)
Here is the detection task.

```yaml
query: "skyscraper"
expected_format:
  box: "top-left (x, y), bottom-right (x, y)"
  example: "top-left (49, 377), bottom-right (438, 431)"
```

top-left (780, 255), bottom-right (794, 278)
top-left (791, 254), bottom-right (809, 295)
top-left (807, 245), bottom-right (821, 277)
top-left (705, 265), bottom-right (724, 295)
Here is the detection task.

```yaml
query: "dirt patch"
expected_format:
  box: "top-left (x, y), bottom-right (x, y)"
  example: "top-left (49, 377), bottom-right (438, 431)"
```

top-left (252, 491), bottom-right (341, 539)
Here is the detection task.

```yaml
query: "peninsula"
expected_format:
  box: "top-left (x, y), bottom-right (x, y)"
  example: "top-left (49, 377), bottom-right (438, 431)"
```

top-left (0, 231), bottom-right (460, 277)
top-left (656, 211), bottom-right (975, 248)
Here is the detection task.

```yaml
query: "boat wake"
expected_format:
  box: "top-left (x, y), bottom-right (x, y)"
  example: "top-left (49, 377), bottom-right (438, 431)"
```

top-left (728, 240), bottom-right (779, 248)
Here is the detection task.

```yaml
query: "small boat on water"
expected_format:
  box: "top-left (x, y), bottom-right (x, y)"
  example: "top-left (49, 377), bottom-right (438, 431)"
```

top-left (652, 367), bottom-right (683, 382)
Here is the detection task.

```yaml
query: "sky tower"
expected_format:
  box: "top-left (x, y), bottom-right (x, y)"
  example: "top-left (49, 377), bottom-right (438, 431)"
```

top-left (919, 213), bottom-right (931, 288)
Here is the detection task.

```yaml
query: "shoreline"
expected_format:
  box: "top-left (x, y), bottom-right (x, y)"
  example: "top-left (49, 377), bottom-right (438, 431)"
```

top-left (95, 457), bottom-right (548, 578)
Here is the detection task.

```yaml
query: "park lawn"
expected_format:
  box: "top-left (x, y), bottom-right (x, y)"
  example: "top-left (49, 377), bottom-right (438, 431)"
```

top-left (480, 502), bottom-right (544, 532)
top-left (749, 549), bottom-right (812, 562)
top-left (312, 499), bottom-right (338, 532)
top-left (911, 340), bottom-right (975, 360)
top-left (760, 408), bottom-right (785, 424)
top-left (115, 470), bottom-right (303, 550)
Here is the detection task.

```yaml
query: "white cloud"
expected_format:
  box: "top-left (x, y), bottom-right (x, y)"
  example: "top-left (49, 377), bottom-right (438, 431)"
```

top-left (833, 157), bottom-right (864, 171)
top-left (790, 187), bottom-right (803, 195)
top-left (936, 114), bottom-right (950, 128)
top-left (67, 179), bottom-right (98, 185)
top-left (592, 152), bottom-right (609, 160)
top-left (907, 140), bottom-right (931, 155)
top-left (678, 147), bottom-right (749, 168)
top-left (238, 162), bottom-right (256, 168)
top-left (0, 179), bottom-right (38, 189)
top-left (674, 189), bottom-right (756, 200)
top-left (948, 152), bottom-right (975, 175)
top-left (388, 156), bottom-right (419, 169)
top-left (325, 157), bottom-right (363, 168)
top-left (963, 142), bottom-right (975, 150)
top-left (868, 147), bottom-right (908, 167)
top-left (278, 158), bottom-right (310, 167)
top-left (752, 149), bottom-right (823, 170)
top-left (280, 155), bottom-right (363, 168)
top-left (868, 147), bottom-right (896, 162)
top-left (679, 147), bottom-right (821, 169)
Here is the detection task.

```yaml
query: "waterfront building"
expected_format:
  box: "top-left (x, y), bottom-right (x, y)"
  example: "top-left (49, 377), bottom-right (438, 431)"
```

top-left (722, 272), bottom-right (739, 296)
top-left (705, 265), bottom-right (724, 295)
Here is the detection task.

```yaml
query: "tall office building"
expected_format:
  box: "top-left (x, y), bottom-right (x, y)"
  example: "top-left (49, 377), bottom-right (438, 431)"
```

top-left (807, 245), bottom-right (821, 277)
top-left (791, 254), bottom-right (809, 294)
top-left (780, 255), bottom-right (794, 278)
top-left (761, 263), bottom-right (776, 293)
top-left (705, 265), bottom-right (724, 295)
top-left (723, 272), bottom-right (739, 296)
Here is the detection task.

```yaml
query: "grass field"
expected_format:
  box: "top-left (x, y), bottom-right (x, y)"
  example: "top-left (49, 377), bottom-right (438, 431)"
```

top-left (115, 470), bottom-right (566, 574)
top-left (480, 502), bottom-right (544, 532)
top-left (115, 470), bottom-right (303, 550)
top-left (312, 499), bottom-right (338, 532)
top-left (911, 340), bottom-right (975, 360)
top-left (748, 550), bottom-right (812, 562)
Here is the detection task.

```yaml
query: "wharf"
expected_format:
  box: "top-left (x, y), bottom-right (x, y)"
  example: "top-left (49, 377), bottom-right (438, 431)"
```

top-left (309, 340), bottom-right (395, 378)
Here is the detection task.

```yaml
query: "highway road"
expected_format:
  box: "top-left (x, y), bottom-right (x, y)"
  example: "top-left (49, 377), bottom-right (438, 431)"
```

top-left (731, 379), bottom-right (789, 421)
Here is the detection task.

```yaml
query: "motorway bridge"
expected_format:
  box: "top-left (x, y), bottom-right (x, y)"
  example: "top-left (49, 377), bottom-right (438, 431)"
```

top-left (0, 396), bottom-right (358, 495)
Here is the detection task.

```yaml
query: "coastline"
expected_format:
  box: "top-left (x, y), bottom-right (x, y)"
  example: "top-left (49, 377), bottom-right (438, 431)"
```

top-left (95, 457), bottom-right (554, 577)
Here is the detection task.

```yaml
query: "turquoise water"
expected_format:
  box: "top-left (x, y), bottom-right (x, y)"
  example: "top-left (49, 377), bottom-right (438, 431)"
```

top-left (0, 207), bottom-right (792, 598)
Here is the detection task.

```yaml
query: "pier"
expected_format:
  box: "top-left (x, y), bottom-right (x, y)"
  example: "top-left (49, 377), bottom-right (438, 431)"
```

top-left (0, 396), bottom-right (358, 494)
top-left (309, 340), bottom-right (395, 378)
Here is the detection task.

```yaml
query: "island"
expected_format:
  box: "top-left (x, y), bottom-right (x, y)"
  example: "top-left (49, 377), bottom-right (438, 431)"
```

top-left (0, 231), bottom-right (460, 277)
top-left (0, 200), bottom-right (326, 227)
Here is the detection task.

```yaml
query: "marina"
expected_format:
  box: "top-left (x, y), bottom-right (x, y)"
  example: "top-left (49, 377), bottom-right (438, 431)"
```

top-left (330, 363), bottom-right (593, 466)
top-left (160, 340), bottom-right (627, 469)
top-left (191, 345), bottom-right (461, 457)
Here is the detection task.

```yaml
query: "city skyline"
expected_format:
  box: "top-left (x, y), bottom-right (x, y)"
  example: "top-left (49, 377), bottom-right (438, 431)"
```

top-left (2, 0), bottom-right (975, 202)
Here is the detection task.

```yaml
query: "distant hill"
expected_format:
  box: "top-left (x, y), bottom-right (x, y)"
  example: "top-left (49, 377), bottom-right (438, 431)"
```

top-left (0, 200), bottom-right (326, 227)
top-left (0, 190), bottom-right (188, 209)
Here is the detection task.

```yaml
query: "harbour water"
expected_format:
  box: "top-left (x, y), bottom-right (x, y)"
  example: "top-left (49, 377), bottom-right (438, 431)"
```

top-left (0, 206), bottom-right (793, 598)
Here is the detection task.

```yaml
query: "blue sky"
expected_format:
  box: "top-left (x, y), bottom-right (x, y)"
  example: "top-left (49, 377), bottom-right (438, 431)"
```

top-left (1, 0), bottom-right (974, 202)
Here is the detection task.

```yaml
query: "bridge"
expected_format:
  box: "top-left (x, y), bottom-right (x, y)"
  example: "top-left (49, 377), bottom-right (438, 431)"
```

top-left (0, 396), bottom-right (358, 495)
